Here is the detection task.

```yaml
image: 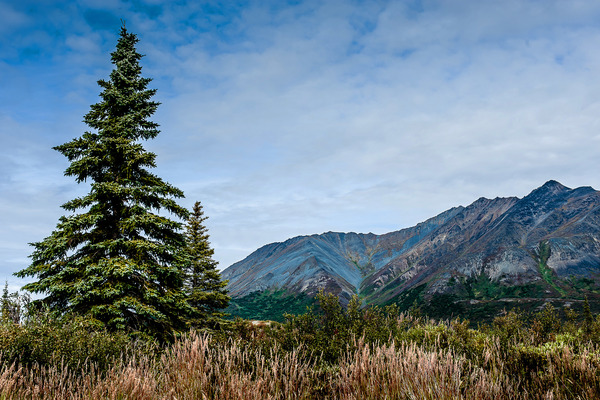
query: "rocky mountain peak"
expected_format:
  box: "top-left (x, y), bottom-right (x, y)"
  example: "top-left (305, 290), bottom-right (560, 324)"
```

top-left (223, 181), bottom-right (600, 312)
top-left (528, 180), bottom-right (570, 198)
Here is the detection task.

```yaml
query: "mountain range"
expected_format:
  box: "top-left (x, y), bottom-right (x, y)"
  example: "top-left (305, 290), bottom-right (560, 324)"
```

top-left (222, 181), bottom-right (600, 320)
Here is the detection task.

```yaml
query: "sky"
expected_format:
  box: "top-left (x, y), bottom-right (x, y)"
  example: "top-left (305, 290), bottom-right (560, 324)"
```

top-left (2, 0), bottom-right (600, 292)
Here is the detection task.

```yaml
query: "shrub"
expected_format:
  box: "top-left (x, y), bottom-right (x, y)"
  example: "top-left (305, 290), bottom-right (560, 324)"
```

top-left (0, 309), bottom-right (152, 372)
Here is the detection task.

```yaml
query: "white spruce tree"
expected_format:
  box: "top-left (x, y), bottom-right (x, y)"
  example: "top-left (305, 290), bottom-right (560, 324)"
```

top-left (184, 201), bottom-right (230, 328)
top-left (16, 26), bottom-right (191, 340)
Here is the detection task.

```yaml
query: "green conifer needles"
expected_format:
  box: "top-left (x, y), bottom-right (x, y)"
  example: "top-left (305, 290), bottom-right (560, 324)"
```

top-left (184, 202), bottom-right (230, 328)
top-left (16, 27), bottom-right (191, 340)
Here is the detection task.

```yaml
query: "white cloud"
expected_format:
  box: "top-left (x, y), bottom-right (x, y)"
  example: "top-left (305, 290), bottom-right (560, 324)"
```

top-left (2, 0), bottom-right (600, 288)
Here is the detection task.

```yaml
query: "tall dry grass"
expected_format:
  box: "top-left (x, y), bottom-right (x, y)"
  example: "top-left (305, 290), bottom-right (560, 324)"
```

top-left (0, 332), bottom-right (316, 400)
top-left (2, 330), bottom-right (600, 399)
top-left (334, 338), bottom-right (513, 400)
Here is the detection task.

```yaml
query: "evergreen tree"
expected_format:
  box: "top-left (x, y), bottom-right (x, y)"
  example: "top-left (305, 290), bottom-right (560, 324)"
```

top-left (16, 26), bottom-right (191, 340)
top-left (184, 201), bottom-right (230, 327)
top-left (1, 282), bottom-right (23, 324)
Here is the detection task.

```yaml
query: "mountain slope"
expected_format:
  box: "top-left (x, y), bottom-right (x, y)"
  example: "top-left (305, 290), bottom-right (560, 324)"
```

top-left (223, 206), bottom-right (462, 303)
top-left (222, 181), bottom-right (600, 317)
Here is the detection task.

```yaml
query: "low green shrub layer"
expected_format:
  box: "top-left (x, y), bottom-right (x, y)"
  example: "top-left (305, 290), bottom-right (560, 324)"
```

top-left (2, 291), bottom-right (600, 399)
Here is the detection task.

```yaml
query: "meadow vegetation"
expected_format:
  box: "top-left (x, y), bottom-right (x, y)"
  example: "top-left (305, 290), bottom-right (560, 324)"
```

top-left (2, 291), bottom-right (600, 399)
top-left (6, 25), bottom-right (600, 399)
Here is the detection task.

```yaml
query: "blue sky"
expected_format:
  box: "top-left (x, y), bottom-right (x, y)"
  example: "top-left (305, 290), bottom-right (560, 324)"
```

top-left (2, 0), bottom-right (600, 291)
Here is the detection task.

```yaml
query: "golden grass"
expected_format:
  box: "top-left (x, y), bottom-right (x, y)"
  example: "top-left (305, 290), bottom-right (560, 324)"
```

top-left (1, 330), bottom-right (599, 399)
top-left (0, 332), bottom-right (315, 400)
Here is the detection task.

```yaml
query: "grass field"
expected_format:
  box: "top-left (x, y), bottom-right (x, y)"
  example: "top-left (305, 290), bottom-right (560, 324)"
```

top-left (2, 292), bottom-right (600, 399)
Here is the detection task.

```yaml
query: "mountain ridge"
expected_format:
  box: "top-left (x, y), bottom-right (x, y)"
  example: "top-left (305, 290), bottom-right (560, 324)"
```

top-left (222, 181), bottom-right (600, 319)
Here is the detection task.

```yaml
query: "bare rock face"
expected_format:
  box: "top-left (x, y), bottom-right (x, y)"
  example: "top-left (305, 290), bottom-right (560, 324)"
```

top-left (222, 232), bottom-right (379, 304)
top-left (547, 236), bottom-right (600, 276)
top-left (222, 181), bottom-right (600, 306)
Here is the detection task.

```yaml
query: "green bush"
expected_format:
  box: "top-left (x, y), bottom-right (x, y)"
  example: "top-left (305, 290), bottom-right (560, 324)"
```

top-left (281, 291), bottom-right (407, 363)
top-left (0, 309), bottom-right (154, 372)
